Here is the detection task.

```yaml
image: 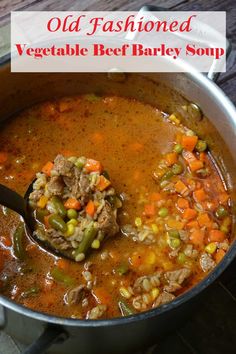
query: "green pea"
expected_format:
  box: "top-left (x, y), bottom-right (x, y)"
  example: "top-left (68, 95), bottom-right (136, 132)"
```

top-left (215, 205), bottom-right (228, 219)
top-left (170, 238), bottom-right (181, 249)
top-left (116, 263), bottom-right (129, 276)
top-left (75, 157), bottom-right (86, 169)
top-left (173, 144), bottom-right (183, 154)
top-left (172, 163), bottom-right (183, 175)
top-left (158, 207), bottom-right (168, 218)
top-left (74, 224), bottom-right (97, 257)
top-left (51, 196), bottom-right (67, 218)
top-left (168, 230), bottom-right (180, 238)
top-left (67, 209), bottom-right (78, 220)
top-left (13, 223), bottom-right (26, 260)
top-left (49, 214), bottom-right (67, 233)
top-left (177, 252), bottom-right (186, 264)
top-left (195, 140), bottom-right (207, 152)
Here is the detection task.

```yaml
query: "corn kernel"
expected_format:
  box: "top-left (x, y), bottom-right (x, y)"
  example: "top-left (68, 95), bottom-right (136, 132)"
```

top-left (145, 250), bottom-right (156, 265)
top-left (135, 217), bottom-right (142, 227)
top-left (151, 224), bottom-right (159, 234)
top-left (169, 114), bottom-right (180, 125)
top-left (205, 242), bottom-right (217, 254)
top-left (66, 224), bottom-right (75, 237)
top-left (151, 288), bottom-right (160, 300)
top-left (37, 195), bottom-right (48, 209)
top-left (119, 287), bottom-right (131, 299)
top-left (67, 219), bottom-right (78, 226)
top-left (91, 239), bottom-right (100, 249)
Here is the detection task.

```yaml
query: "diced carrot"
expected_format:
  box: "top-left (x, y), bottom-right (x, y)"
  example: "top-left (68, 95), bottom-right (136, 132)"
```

top-left (144, 204), bottom-right (156, 217)
top-left (64, 198), bottom-right (81, 210)
top-left (175, 180), bottom-right (188, 195)
top-left (97, 175), bottom-right (111, 191)
top-left (190, 229), bottom-right (205, 247)
top-left (150, 192), bottom-right (162, 202)
top-left (44, 215), bottom-right (51, 229)
top-left (183, 208), bottom-right (197, 220)
top-left (57, 258), bottom-right (70, 271)
top-left (193, 188), bottom-right (208, 203)
top-left (85, 159), bottom-right (102, 173)
top-left (26, 243), bottom-right (37, 252)
top-left (0, 152), bottom-right (8, 164)
top-left (182, 150), bottom-right (197, 164)
top-left (189, 160), bottom-right (204, 172)
top-left (186, 220), bottom-right (199, 229)
top-left (129, 142), bottom-right (144, 152)
top-left (0, 236), bottom-right (12, 247)
top-left (215, 249), bottom-right (225, 263)
top-left (86, 200), bottom-right (96, 217)
top-left (165, 152), bottom-right (178, 166)
top-left (181, 135), bottom-right (198, 152)
top-left (177, 197), bottom-right (189, 209)
top-left (199, 152), bottom-right (207, 162)
top-left (92, 287), bottom-right (111, 305)
top-left (130, 252), bottom-right (143, 268)
top-left (42, 161), bottom-right (54, 176)
top-left (209, 230), bottom-right (225, 242)
top-left (198, 213), bottom-right (212, 228)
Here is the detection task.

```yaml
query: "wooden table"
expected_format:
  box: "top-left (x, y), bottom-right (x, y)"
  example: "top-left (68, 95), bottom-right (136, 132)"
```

top-left (0, 1), bottom-right (235, 354)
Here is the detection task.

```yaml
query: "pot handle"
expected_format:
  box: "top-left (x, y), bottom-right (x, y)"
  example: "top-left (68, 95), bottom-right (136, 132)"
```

top-left (131, 5), bottom-right (232, 83)
top-left (22, 325), bottom-right (68, 354)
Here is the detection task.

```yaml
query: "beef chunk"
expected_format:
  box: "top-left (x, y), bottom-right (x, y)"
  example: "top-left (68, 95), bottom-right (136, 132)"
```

top-left (52, 155), bottom-right (73, 177)
top-left (65, 285), bottom-right (86, 305)
top-left (97, 201), bottom-right (119, 236)
top-left (133, 272), bottom-right (162, 294)
top-left (46, 229), bottom-right (71, 250)
top-left (164, 268), bottom-right (191, 293)
top-left (153, 292), bottom-right (175, 307)
top-left (29, 189), bottom-right (43, 202)
top-left (47, 176), bottom-right (64, 195)
top-left (199, 253), bottom-right (216, 272)
top-left (63, 167), bottom-right (91, 201)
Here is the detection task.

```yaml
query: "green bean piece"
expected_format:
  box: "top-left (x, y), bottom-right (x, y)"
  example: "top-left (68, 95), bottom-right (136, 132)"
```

top-left (177, 252), bottom-right (186, 264)
top-left (74, 225), bottom-right (97, 257)
top-left (67, 209), bottom-right (78, 220)
top-left (49, 214), bottom-right (67, 233)
top-left (158, 207), bottom-right (168, 218)
top-left (161, 170), bottom-right (174, 181)
top-left (172, 163), bottom-right (183, 175)
top-left (215, 205), bottom-right (228, 219)
top-left (118, 300), bottom-right (135, 316)
top-left (13, 223), bottom-right (26, 260)
top-left (36, 209), bottom-right (49, 223)
top-left (21, 286), bottom-right (40, 298)
top-left (51, 196), bottom-right (67, 218)
top-left (195, 140), bottom-right (207, 152)
top-left (173, 144), bottom-right (183, 154)
top-left (50, 267), bottom-right (75, 287)
top-left (116, 263), bottom-right (129, 276)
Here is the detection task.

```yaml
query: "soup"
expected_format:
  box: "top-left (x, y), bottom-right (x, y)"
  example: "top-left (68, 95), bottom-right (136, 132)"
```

top-left (0, 95), bottom-right (232, 319)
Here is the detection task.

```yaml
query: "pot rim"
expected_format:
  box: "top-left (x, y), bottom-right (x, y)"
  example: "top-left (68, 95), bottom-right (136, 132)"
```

top-left (0, 66), bottom-right (236, 328)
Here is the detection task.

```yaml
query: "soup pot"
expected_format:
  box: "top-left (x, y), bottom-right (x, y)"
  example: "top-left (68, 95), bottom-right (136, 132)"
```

top-left (0, 15), bottom-right (236, 354)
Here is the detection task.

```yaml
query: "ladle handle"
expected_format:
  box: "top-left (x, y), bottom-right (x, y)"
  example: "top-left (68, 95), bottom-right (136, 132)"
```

top-left (0, 184), bottom-right (27, 219)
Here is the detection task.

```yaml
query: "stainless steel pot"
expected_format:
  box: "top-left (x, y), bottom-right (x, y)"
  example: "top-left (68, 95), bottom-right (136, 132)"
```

top-left (0, 11), bottom-right (236, 353)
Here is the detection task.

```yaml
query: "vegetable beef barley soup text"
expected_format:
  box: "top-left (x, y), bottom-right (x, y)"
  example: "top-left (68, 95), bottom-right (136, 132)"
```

top-left (0, 95), bottom-right (232, 319)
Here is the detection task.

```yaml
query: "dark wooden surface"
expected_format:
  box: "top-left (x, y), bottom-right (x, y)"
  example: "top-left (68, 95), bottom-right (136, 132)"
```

top-left (0, 1), bottom-right (235, 354)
